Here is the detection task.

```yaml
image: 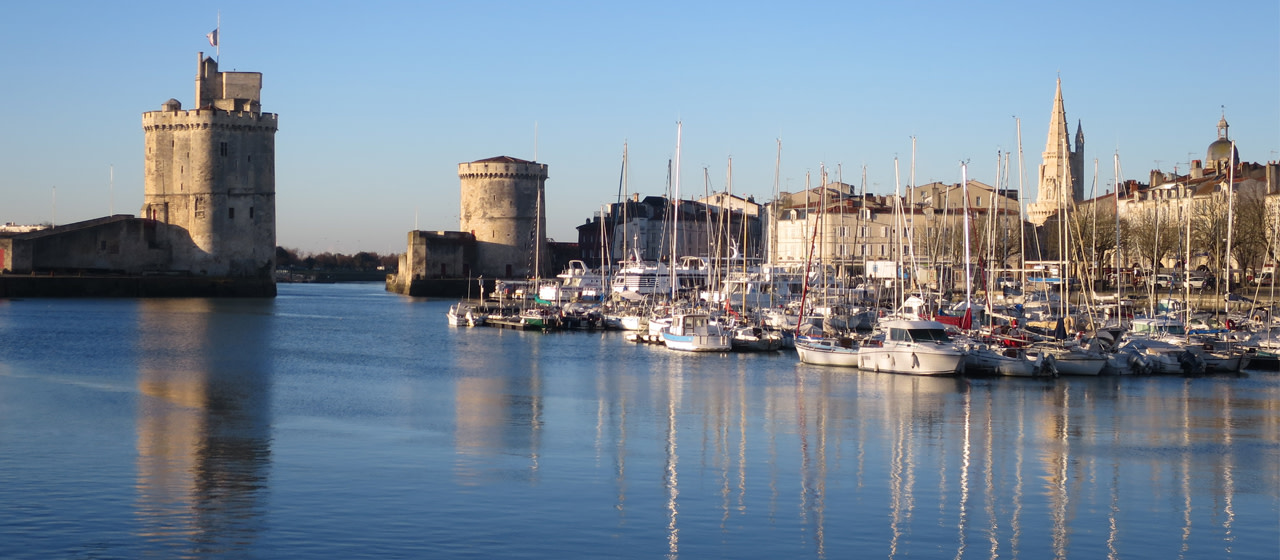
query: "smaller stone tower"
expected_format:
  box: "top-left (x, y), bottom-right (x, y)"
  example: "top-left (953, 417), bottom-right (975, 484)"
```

top-left (458, 156), bottom-right (548, 279)
top-left (141, 53), bottom-right (278, 278)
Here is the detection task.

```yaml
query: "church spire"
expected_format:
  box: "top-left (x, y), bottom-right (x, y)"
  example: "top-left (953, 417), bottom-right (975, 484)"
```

top-left (1043, 77), bottom-right (1069, 157)
top-left (1028, 77), bottom-right (1081, 226)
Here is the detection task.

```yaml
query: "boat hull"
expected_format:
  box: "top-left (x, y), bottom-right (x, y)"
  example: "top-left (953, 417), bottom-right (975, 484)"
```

top-left (964, 348), bottom-right (1048, 377)
top-left (1052, 356), bottom-right (1107, 376)
top-left (661, 332), bottom-right (731, 352)
top-left (796, 339), bottom-right (860, 367)
top-left (857, 345), bottom-right (963, 376)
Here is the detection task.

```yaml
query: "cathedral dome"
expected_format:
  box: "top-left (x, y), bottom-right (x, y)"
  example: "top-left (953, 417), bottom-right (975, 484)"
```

top-left (1207, 138), bottom-right (1237, 164)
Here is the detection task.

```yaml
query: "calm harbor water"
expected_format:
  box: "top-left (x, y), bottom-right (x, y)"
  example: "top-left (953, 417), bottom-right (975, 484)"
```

top-left (0, 282), bottom-right (1276, 559)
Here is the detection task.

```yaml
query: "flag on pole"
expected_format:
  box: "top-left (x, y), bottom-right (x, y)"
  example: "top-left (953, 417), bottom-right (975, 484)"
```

top-left (206, 29), bottom-right (219, 47)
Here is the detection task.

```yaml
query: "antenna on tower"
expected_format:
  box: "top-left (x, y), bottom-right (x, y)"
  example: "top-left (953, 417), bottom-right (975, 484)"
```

top-left (534, 121), bottom-right (538, 162)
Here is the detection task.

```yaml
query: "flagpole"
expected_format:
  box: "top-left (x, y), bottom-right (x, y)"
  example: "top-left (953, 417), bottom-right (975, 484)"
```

top-left (216, 11), bottom-right (220, 62)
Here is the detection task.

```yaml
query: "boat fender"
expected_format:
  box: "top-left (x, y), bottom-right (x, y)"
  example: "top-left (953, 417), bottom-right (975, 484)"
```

top-left (911, 353), bottom-right (919, 369)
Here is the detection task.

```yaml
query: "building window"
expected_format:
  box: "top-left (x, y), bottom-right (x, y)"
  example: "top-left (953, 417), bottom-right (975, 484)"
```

top-left (220, 142), bottom-right (228, 156)
top-left (229, 207), bottom-right (235, 219)
top-left (194, 197), bottom-right (205, 218)
top-left (249, 207), bottom-right (254, 219)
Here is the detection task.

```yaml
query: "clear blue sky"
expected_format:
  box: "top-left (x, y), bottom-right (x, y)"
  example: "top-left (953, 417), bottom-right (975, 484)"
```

top-left (2, 1), bottom-right (1277, 255)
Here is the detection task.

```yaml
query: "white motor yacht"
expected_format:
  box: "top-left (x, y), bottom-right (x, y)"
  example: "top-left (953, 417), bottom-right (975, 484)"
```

top-left (856, 320), bottom-right (965, 376)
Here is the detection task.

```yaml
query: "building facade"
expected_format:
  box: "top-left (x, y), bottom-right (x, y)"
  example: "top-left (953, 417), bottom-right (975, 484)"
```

top-left (766, 181), bottom-right (1026, 281)
top-left (576, 193), bottom-right (761, 268)
top-left (1073, 115), bottom-right (1280, 275)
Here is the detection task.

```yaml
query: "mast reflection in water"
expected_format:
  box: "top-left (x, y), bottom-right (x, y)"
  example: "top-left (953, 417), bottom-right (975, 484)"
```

top-left (0, 283), bottom-right (1275, 559)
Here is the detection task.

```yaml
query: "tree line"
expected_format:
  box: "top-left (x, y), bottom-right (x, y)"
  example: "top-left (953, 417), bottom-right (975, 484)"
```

top-left (275, 246), bottom-right (399, 272)
top-left (1068, 188), bottom-right (1274, 278)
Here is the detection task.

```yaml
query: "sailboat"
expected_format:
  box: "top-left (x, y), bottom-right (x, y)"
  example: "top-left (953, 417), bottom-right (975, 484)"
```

top-left (655, 122), bottom-right (730, 353)
top-left (794, 167), bottom-right (860, 366)
top-left (959, 157), bottom-right (1055, 377)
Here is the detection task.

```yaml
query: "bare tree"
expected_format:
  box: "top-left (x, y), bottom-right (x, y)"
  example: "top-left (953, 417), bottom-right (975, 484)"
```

top-left (1125, 213), bottom-right (1179, 270)
top-left (1191, 196), bottom-right (1229, 272)
top-left (1231, 189), bottom-right (1269, 275)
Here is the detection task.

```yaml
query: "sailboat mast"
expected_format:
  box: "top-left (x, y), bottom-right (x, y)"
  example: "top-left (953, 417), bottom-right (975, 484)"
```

top-left (768, 138), bottom-right (781, 308)
top-left (1225, 141), bottom-right (1236, 316)
top-left (621, 142), bottom-right (629, 266)
top-left (1016, 118), bottom-right (1030, 286)
top-left (906, 137), bottom-right (919, 294)
top-left (534, 184), bottom-right (542, 285)
top-left (671, 121), bottom-right (682, 303)
top-left (961, 162), bottom-right (973, 310)
top-left (859, 165), bottom-right (867, 279)
top-left (796, 172), bottom-right (821, 336)
top-left (988, 150), bottom-right (1000, 312)
top-left (1091, 158), bottom-right (1099, 275)
top-left (893, 158), bottom-right (903, 309)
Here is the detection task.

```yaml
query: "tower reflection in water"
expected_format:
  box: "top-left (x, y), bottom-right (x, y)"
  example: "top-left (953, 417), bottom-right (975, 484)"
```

top-left (133, 299), bottom-right (274, 555)
top-left (451, 330), bottom-right (544, 485)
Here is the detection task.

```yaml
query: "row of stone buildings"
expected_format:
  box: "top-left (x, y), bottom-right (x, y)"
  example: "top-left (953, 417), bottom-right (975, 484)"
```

top-left (570, 81), bottom-right (1277, 289)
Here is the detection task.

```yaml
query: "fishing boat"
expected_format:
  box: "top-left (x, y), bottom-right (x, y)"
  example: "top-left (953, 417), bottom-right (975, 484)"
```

top-left (856, 319), bottom-right (965, 376)
top-left (660, 312), bottom-right (731, 352)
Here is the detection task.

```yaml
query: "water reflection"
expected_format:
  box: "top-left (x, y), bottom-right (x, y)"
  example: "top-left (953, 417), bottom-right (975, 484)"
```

top-left (429, 321), bottom-right (1275, 558)
top-left (790, 371), bottom-right (1276, 558)
top-left (451, 331), bottom-right (544, 484)
top-left (133, 298), bottom-right (274, 556)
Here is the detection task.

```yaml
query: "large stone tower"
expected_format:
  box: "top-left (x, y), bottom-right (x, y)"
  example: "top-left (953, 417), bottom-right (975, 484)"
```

top-left (1028, 78), bottom-right (1084, 226)
top-left (458, 156), bottom-right (548, 279)
top-left (141, 53), bottom-right (278, 279)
